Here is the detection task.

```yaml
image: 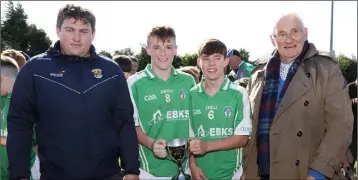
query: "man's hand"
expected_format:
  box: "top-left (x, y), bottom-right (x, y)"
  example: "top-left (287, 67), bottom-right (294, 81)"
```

top-left (305, 175), bottom-right (315, 180)
top-left (152, 139), bottom-right (167, 158)
top-left (124, 174), bottom-right (139, 180)
top-left (190, 165), bottom-right (207, 180)
top-left (352, 98), bottom-right (357, 104)
top-left (189, 138), bottom-right (208, 155)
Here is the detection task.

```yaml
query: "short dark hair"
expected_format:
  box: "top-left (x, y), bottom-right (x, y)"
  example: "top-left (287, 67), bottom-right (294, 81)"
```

top-left (147, 26), bottom-right (176, 46)
top-left (129, 56), bottom-right (138, 63)
top-left (113, 55), bottom-right (133, 73)
top-left (57, 4), bottom-right (96, 32)
top-left (198, 39), bottom-right (227, 58)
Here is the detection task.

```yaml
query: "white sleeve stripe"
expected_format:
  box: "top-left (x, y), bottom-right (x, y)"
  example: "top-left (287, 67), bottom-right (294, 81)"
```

top-left (127, 73), bottom-right (147, 127)
top-left (234, 88), bottom-right (252, 136)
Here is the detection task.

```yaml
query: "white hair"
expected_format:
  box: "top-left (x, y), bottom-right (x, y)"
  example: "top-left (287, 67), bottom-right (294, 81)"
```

top-left (272, 13), bottom-right (305, 35)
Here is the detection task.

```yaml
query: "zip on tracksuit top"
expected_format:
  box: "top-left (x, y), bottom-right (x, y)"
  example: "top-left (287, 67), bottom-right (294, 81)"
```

top-left (6, 41), bottom-right (140, 180)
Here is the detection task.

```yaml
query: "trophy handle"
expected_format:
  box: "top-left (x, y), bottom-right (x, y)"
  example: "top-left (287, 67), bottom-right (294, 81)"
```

top-left (166, 145), bottom-right (176, 161)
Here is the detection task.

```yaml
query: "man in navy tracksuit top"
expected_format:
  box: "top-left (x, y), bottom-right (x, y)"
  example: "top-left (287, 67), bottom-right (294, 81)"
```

top-left (6, 4), bottom-right (140, 180)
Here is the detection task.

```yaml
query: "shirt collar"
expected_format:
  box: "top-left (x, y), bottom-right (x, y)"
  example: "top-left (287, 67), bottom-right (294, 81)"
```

top-left (198, 76), bottom-right (230, 93)
top-left (144, 64), bottom-right (178, 79)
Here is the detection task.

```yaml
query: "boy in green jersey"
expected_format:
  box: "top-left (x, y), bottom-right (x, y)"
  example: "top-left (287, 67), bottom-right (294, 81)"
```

top-left (0, 55), bottom-right (36, 180)
top-left (188, 39), bottom-right (252, 180)
top-left (127, 26), bottom-right (196, 178)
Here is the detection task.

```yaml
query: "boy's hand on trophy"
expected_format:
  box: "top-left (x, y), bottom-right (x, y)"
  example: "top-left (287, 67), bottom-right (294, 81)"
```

top-left (152, 139), bottom-right (167, 158)
top-left (189, 138), bottom-right (208, 155)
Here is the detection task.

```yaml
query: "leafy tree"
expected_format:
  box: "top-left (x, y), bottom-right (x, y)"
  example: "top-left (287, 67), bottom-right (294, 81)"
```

top-left (238, 48), bottom-right (250, 63)
top-left (113, 48), bottom-right (134, 56)
top-left (337, 55), bottom-right (357, 83)
top-left (135, 46), bottom-right (151, 71)
top-left (1, 1), bottom-right (52, 57)
top-left (98, 50), bottom-right (112, 59)
top-left (172, 56), bottom-right (183, 68)
top-left (182, 53), bottom-right (198, 67)
top-left (26, 24), bottom-right (52, 56)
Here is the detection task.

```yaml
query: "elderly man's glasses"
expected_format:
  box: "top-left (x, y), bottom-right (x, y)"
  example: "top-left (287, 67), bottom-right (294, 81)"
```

top-left (272, 28), bottom-right (304, 40)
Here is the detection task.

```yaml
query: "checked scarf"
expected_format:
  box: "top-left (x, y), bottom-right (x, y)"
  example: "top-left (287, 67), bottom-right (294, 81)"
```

top-left (257, 40), bottom-right (309, 175)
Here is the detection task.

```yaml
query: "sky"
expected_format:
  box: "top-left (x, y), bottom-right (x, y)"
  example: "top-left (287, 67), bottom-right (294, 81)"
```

top-left (1, 1), bottom-right (357, 61)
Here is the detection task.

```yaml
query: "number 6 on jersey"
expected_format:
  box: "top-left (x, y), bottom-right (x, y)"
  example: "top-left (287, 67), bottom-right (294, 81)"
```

top-left (208, 110), bottom-right (215, 120)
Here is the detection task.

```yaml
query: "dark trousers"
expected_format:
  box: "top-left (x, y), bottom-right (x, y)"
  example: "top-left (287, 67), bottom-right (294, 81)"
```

top-left (39, 170), bottom-right (123, 180)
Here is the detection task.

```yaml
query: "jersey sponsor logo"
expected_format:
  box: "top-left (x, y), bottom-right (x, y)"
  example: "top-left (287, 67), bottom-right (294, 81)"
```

top-left (196, 125), bottom-right (233, 138)
top-left (148, 110), bottom-right (165, 125)
top-left (92, 69), bottom-right (103, 79)
top-left (50, 70), bottom-right (65, 77)
top-left (1, 129), bottom-right (8, 137)
top-left (161, 89), bottom-right (173, 94)
top-left (144, 94), bottom-right (157, 101)
top-left (179, 89), bottom-right (187, 100)
top-left (223, 106), bottom-right (233, 118)
top-left (205, 105), bottom-right (217, 110)
top-left (148, 109), bottom-right (190, 125)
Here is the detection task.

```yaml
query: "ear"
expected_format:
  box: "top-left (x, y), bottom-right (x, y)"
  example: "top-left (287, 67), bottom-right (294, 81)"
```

top-left (224, 57), bottom-right (230, 67)
top-left (91, 29), bottom-right (96, 41)
top-left (303, 27), bottom-right (308, 40)
top-left (145, 47), bottom-right (151, 56)
top-left (270, 35), bottom-right (277, 47)
top-left (197, 58), bottom-right (202, 69)
top-left (173, 45), bottom-right (178, 56)
top-left (56, 26), bottom-right (61, 38)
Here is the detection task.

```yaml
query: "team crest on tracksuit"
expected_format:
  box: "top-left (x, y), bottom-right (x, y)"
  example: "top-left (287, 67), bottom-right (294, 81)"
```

top-left (92, 69), bottom-right (103, 79)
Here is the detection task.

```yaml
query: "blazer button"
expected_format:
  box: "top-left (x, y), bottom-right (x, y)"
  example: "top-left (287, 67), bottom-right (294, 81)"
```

top-left (295, 160), bottom-right (300, 166)
top-left (297, 131), bottom-right (303, 137)
top-left (304, 101), bottom-right (309, 106)
top-left (306, 72), bottom-right (311, 78)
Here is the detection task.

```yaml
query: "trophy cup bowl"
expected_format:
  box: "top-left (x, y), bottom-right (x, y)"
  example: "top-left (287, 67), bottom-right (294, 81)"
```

top-left (166, 138), bottom-right (192, 180)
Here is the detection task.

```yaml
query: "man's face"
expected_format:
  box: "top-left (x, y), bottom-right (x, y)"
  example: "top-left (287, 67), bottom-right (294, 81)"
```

top-left (146, 37), bottom-right (177, 71)
top-left (56, 18), bottom-right (95, 57)
top-left (131, 61), bottom-right (138, 75)
top-left (198, 53), bottom-right (229, 81)
top-left (271, 16), bottom-right (308, 61)
top-left (228, 55), bottom-right (241, 70)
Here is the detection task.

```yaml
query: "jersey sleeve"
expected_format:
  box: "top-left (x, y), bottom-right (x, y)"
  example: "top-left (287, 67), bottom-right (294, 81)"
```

top-left (127, 78), bottom-right (140, 127)
top-left (188, 93), bottom-right (195, 138)
top-left (234, 87), bottom-right (252, 136)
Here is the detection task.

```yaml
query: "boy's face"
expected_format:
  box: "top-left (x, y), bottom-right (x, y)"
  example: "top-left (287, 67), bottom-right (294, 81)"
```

top-left (131, 61), bottom-right (138, 75)
top-left (0, 67), bottom-right (17, 96)
top-left (146, 37), bottom-right (177, 71)
top-left (198, 53), bottom-right (229, 81)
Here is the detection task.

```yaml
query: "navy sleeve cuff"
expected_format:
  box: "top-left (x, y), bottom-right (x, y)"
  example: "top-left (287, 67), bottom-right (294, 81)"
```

top-left (309, 169), bottom-right (325, 180)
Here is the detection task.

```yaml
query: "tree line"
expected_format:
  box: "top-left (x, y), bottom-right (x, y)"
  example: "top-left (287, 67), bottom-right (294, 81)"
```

top-left (1, 1), bottom-right (357, 83)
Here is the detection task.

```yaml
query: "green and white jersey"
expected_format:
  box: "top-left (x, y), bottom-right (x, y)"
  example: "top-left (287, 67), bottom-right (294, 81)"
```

top-left (189, 77), bottom-right (252, 180)
top-left (127, 64), bottom-right (196, 177)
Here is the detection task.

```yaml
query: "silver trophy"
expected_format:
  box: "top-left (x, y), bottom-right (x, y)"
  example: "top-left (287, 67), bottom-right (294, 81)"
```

top-left (166, 138), bottom-right (192, 180)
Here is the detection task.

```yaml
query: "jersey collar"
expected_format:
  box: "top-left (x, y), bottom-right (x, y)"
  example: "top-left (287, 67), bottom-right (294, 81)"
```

top-left (198, 76), bottom-right (230, 93)
top-left (144, 64), bottom-right (178, 79)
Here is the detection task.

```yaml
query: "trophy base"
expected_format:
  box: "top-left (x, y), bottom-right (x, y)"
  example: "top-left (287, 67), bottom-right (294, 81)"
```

top-left (172, 174), bottom-right (191, 180)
